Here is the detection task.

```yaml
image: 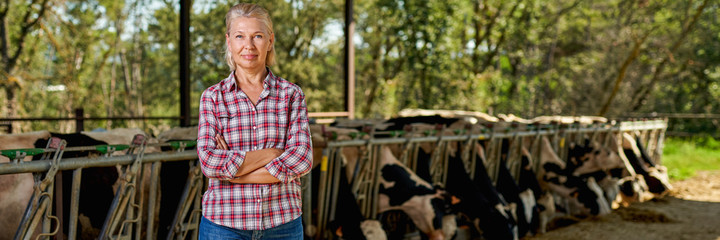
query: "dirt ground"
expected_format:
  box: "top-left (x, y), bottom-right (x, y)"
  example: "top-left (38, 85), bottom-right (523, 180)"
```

top-left (524, 170), bottom-right (720, 240)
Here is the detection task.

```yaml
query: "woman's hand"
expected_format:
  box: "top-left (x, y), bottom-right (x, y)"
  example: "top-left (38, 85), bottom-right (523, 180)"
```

top-left (215, 134), bottom-right (229, 150)
top-left (229, 167), bottom-right (281, 184)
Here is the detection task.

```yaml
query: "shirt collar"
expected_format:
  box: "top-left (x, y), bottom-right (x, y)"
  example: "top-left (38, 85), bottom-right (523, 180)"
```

top-left (222, 67), bottom-right (276, 92)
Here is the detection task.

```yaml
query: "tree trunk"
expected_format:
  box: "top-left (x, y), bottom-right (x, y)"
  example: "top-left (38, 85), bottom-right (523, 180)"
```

top-left (597, 31), bottom-right (651, 116)
top-left (0, 0), bottom-right (50, 132)
top-left (629, 0), bottom-right (710, 111)
top-left (3, 85), bottom-right (19, 131)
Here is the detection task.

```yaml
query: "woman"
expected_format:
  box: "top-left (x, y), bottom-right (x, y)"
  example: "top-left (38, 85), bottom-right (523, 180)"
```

top-left (196, 3), bottom-right (312, 239)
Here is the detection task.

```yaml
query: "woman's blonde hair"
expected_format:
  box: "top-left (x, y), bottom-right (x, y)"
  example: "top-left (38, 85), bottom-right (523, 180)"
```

top-left (225, 3), bottom-right (275, 70)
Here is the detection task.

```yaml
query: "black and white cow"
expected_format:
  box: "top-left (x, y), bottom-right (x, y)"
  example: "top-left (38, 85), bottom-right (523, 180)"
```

top-left (308, 124), bottom-right (386, 240)
top-left (620, 132), bottom-right (672, 198)
top-left (380, 115), bottom-right (520, 239)
top-left (310, 158), bottom-right (386, 240)
top-left (536, 136), bottom-right (612, 217)
top-left (325, 118), bottom-right (460, 239)
top-left (377, 146), bottom-right (456, 240)
top-left (446, 141), bottom-right (518, 240)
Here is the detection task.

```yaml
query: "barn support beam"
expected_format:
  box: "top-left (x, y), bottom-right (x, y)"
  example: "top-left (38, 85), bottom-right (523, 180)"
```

top-left (179, 0), bottom-right (192, 127)
top-left (344, 0), bottom-right (355, 119)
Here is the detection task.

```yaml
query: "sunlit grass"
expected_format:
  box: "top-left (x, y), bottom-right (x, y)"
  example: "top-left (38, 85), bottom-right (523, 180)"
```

top-left (662, 137), bottom-right (720, 181)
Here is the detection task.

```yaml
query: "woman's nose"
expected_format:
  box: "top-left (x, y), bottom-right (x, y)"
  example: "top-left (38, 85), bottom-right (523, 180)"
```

top-left (242, 38), bottom-right (255, 50)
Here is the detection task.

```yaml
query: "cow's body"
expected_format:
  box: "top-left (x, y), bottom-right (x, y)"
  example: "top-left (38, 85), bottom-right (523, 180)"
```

top-left (381, 115), bottom-right (520, 239)
top-left (377, 146), bottom-right (454, 240)
top-left (1, 130), bottom-right (159, 240)
top-left (447, 144), bottom-right (517, 240)
top-left (307, 124), bottom-right (386, 239)
top-left (0, 131), bottom-right (51, 240)
top-left (537, 136), bottom-right (612, 217)
top-left (153, 126), bottom-right (201, 239)
top-left (33, 133), bottom-right (116, 239)
top-left (621, 133), bottom-right (671, 195)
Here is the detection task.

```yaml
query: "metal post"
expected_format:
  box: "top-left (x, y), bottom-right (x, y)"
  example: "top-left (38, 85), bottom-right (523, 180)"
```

top-left (344, 0), bottom-right (355, 119)
top-left (179, 0), bottom-right (191, 127)
top-left (147, 162), bottom-right (161, 240)
top-left (75, 108), bottom-right (84, 133)
top-left (315, 149), bottom-right (330, 240)
top-left (54, 171), bottom-right (63, 239)
top-left (68, 168), bottom-right (82, 240)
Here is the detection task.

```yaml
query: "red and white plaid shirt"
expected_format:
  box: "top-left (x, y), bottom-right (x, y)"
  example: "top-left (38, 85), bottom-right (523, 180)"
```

top-left (197, 69), bottom-right (312, 230)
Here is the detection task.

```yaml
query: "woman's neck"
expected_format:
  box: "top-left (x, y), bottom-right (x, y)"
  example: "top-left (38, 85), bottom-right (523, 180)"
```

top-left (234, 67), bottom-right (268, 87)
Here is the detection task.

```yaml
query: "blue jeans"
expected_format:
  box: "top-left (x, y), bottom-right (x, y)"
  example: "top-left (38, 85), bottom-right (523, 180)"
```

top-left (198, 216), bottom-right (304, 240)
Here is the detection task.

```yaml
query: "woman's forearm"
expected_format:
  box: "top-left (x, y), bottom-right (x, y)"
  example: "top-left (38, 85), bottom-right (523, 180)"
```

top-left (229, 167), bottom-right (280, 184)
top-left (214, 134), bottom-right (283, 177)
top-left (233, 148), bottom-right (284, 177)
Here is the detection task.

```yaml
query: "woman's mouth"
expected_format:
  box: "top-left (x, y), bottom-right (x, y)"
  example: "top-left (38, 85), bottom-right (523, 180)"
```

top-left (241, 54), bottom-right (257, 60)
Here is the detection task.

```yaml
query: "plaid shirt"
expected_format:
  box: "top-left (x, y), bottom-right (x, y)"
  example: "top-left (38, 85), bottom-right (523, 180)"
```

top-left (197, 69), bottom-right (312, 230)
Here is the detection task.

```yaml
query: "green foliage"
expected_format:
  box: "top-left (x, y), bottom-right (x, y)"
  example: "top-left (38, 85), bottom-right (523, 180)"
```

top-left (663, 137), bottom-right (720, 180)
top-left (1, 0), bottom-right (718, 135)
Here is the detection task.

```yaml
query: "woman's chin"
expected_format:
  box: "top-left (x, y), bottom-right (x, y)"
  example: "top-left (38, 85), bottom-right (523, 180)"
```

top-left (235, 62), bottom-right (264, 71)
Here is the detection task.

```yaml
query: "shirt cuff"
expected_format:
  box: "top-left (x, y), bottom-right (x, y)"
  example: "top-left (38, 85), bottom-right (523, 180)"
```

top-left (224, 151), bottom-right (246, 179)
top-left (265, 159), bottom-right (289, 183)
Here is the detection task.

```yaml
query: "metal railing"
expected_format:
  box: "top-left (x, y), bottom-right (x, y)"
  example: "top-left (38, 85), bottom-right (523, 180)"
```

top-left (0, 119), bottom-right (668, 240)
top-left (308, 119), bottom-right (668, 238)
top-left (1, 141), bottom-right (200, 240)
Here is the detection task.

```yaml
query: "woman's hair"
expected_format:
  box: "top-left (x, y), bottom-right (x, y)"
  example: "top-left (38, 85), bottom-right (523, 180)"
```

top-left (225, 3), bottom-right (275, 70)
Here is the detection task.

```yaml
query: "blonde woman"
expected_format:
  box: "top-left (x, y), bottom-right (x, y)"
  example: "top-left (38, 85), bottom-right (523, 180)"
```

top-left (196, 3), bottom-right (312, 239)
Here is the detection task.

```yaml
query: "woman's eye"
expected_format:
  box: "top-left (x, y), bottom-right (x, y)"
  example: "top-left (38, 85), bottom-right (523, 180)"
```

top-left (236, 35), bottom-right (243, 39)
top-left (254, 35), bottom-right (263, 39)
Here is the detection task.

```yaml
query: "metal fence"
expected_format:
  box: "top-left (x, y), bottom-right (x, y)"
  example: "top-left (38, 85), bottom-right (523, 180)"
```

top-left (0, 119), bottom-right (668, 240)
top-left (309, 119), bottom-right (667, 239)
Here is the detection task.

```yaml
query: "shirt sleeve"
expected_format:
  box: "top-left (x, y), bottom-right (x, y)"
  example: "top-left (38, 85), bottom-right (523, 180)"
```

top-left (197, 88), bottom-right (247, 180)
top-left (265, 87), bottom-right (313, 183)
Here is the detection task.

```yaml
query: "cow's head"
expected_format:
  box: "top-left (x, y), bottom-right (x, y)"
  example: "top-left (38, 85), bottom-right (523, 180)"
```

top-left (569, 140), bottom-right (622, 176)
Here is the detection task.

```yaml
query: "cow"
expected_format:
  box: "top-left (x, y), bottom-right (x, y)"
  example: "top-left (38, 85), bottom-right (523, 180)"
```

top-left (313, 158), bottom-right (386, 240)
top-left (377, 146), bottom-right (456, 240)
top-left (446, 141), bottom-right (518, 240)
top-left (562, 137), bottom-right (625, 209)
top-left (621, 132), bottom-right (672, 196)
top-left (323, 118), bottom-right (459, 239)
top-left (1, 130), bottom-right (157, 239)
top-left (379, 115), bottom-right (524, 239)
top-left (516, 145), bottom-right (546, 236)
top-left (568, 139), bottom-right (624, 177)
top-left (153, 126), bottom-right (200, 239)
top-left (536, 136), bottom-right (611, 217)
top-left (32, 133), bottom-right (117, 239)
top-left (0, 131), bottom-right (51, 240)
top-left (307, 124), bottom-right (386, 240)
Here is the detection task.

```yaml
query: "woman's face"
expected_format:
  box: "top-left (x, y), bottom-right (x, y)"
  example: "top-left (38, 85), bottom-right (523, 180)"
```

top-left (226, 17), bottom-right (273, 73)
